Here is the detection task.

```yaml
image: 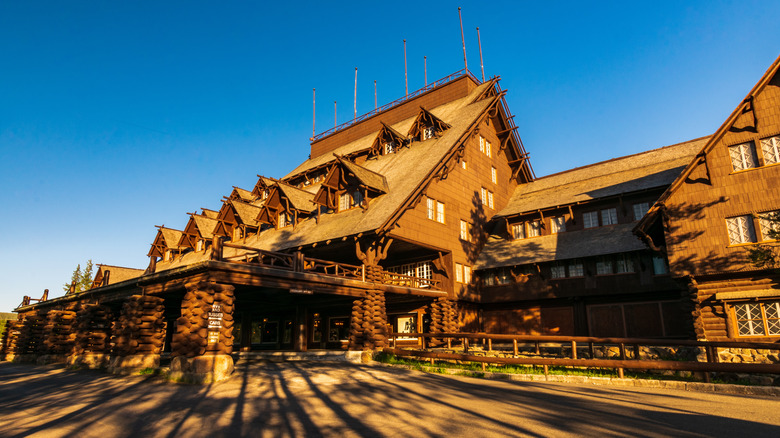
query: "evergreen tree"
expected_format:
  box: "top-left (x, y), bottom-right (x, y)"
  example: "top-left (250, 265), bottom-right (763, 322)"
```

top-left (63, 264), bottom-right (82, 293)
top-left (747, 212), bottom-right (780, 268)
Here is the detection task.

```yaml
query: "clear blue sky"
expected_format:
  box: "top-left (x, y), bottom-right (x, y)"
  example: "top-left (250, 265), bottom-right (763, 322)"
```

top-left (1, 1), bottom-right (779, 312)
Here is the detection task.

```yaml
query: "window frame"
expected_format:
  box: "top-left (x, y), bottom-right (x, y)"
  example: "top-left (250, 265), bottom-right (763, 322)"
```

top-left (728, 141), bottom-right (758, 172)
top-left (761, 135), bottom-right (780, 165)
top-left (730, 300), bottom-right (780, 337)
top-left (601, 208), bottom-right (618, 226)
top-left (633, 202), bottom-right (650, 221)
top-left (551, 216), bottom-right (566, 234)
top-left (491, 166), bottom-right (497, 184)
top-left (726, 215), bottom-right (757, 245)
top-left (459, 220), bottom-right (470, 241)
top-left (583, 211), bottom-right (599, 229)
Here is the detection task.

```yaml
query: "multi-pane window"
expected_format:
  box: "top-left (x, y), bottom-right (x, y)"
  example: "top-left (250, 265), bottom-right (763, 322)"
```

top-left (652, 256), bottom-right (669, 275)
top-left (759, 211), bottom-right (780, 241)
top-left (233, 227), bottom-right (243, 241)
top-left (480, 188), bottom-right (487, 205)
top-left (196, 239), bottom-right (204, 252)
top-left (461, 160), bottom-right (467, 170)
top-left (436, 201), bottom-right (445, 223)
top-left (761, 135), bottom-right (780, 165)
top-left (340, 193), bottom-right (351, 211)
top-left (512, 223), bottom-right (525, 240)
top-left (459, 220), bottom-right (469, 240)
top-left (726, 215), bottom-right (757, 245)
top-left (633, 202), bottom-right (650, 221)
top-left (733, 301), bottom-right (780, 336)
top-left (728, 142), bottom-right (757, 171)
top-left (615, 254), bottom-right (635, 273)
top-left (278, 211), bottom-right (293, 228)
top-left (455, 263), bottom-right (463, 283)
top-left (384, 142), bottom-right (395, 154)
top-left (551, 216), bottom-right (566, 234)
top-left (528, 220), bottom-right (541, 237)
top-left (485, 140), bottom-right (492, 158)
top-left (568, 261), bottom-right (584, 277)
top-left (583, 211), bottom-right (599, 229)
top-left (423, 126), bottom-right (435, 140)
top-left (596, 258), bottom-right (613, 275)
top-left (426, 198), bottom-right (436, 220)
top-left (550, 264), bottom-right (566, 279)
top-left (487, 191), bottom-right (494, 209)
top-left (601, 208), bottom-right (618, 226)
top-left (491, 167), bottom-right (497, 184)
top-left (477, 135), bottom-right (491, 157)
top-left (464, 266), bottom-right (472, 284)
top-left (426, 198), bottom-right (444, 223)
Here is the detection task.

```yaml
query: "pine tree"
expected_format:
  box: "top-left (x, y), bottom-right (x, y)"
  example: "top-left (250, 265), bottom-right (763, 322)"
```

top-left (63, 264), bottom-right (82, 293)
top-left (747, 212), bottom-right (780, 268)
top-left (80, 260), bottom-right (94, 292)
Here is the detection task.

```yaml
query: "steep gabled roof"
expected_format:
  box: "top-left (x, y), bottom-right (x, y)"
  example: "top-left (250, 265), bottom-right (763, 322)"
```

top-left (230, 199), bottom-right (262, 227)
top-left (192, 214), bottom-right (218, 240)
top-left (370, 122), bottom-right (408, 155)
top-left (229, 186), bottom-right (255, 202)
top-left (636, 54), bottom-right (780, 234)
top-left (496, 136), bottom-right (709, 218)
top-left (91, 264), bottom-right (144, 288)
top-left (276, 182), bottom-right (317, 213)
top-left (201, 208), bottom-right (219, 219)
top-left (148, 226), bottom-right (184, 257)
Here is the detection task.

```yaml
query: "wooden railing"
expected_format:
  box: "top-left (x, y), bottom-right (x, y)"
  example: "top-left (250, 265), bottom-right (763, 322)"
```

top-left (223, 244), bottom-right (296, 270)
top-left (303, 257), bottom-right (364, 281)
top-left (382, 272), bottom-right (442, 290)
top-left (386, 332), bottom-right (780, 380)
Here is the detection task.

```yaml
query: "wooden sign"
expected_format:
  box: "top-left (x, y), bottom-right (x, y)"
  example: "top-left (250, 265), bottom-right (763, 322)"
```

top-left (290, 288), bottom-right (313, 295)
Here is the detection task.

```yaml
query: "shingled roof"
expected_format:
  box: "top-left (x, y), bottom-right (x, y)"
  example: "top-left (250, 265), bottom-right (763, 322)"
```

top-left (192, 214), bottom-right (218, 240)
top-left (155, 79), bottom-right (498, 271)
top-left (337, 156), bottom-right (389, 193)
top-left (229, 199), bottom-right (263, 227)
top-left (475, 223), bottom-right (647, 269)
top-left (495, 136), bottom-right (710, 218)
top-left (92, 264), bottom-right (144, 287)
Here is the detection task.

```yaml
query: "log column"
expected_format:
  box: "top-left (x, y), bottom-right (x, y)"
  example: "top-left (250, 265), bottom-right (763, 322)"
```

top-left (0, 319), bottom-right (21, 361)
top-left (349, 239), bottom-right (392, 352)
top-left (15, 310), bottom-right (48, 362)
top-left (170, 281), bottom-right (235, 383)
top-left (109, 295), bottom-right (166, 373)
top-left (69, 304), bottom-right (112, 368)
top-left (429, 297), bottom-right (457, 346)
top-left (40, 308), bottom-right (77, 364)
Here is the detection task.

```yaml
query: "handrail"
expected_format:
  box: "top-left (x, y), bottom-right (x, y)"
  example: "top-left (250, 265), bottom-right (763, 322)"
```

top-left (382, 272), bottom-right (442, 290)
top-left (311, 69), bottom-right (482, 142)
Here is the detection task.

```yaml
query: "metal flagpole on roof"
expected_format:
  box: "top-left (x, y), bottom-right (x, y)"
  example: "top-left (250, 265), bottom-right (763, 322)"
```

top-left (459, 7), bottom-right (468, 71)
top-left (354, 67), bottom-right (358, 120)
top-left (424, 56), bottom-right (427, 86)
top-left (334, 101), bottom-right (337, 128)
top-left (312, 88), bottom-right (316, 139)
top-left (404, 39), bottom-right (408, 96)
top-left (374, 80), bottom-right (377, 109)
top-left (477, 27), bottom-right (485, 82)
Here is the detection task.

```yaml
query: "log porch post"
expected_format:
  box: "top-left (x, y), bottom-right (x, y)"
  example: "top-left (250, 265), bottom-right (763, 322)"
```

top-left (108, 295), bottom-right (166, 373)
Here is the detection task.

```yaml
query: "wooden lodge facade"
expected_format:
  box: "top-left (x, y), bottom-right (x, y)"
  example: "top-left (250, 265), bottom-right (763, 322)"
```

top-left (3, 56), bottom-right (780, 377)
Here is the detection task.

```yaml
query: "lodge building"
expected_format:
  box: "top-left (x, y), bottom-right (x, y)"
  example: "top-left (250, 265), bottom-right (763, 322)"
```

top-left (2, 55), bottom-right (780, 379)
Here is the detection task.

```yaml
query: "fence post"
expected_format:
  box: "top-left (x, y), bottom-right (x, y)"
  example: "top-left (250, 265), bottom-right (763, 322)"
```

top-left (571, 340), bottom-right (577, 360)
top-left (633, 344), bottom-right (640, 360)
top-left (421, 335), bottom-right (426, 350)
top-left (447, 338), bottom-right (452, 349)
top-left (464, 337), bottom-right (469, 353)
top-left (535, 341), bottom-right (540, 355)
top-left (513, 339), bottom-right (519, 356)
top-left (488, 338), bottom-right (492, 352)
top-left (589, 342), bottom-right (595, 359)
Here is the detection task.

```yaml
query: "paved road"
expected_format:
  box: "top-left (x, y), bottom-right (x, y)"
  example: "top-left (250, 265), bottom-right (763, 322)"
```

top-left (1, 360), bottom-right (779, 437)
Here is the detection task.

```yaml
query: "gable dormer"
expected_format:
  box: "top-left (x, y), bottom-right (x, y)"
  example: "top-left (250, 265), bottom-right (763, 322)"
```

top-left (257, 182), bottom-right (317, 229)
top-left (228, 186), bottom-right (256, 203)
top-left (200, 208), bottom-right (219, 219)
top-left (407, 106), bottom-right (451, 141)
top-left (179, 211), bottom-right (219, 251)
top-left (370, 122), bottom-right (408, 156)
top-left (313, 155), bottom-right (388, 213)
top-left (148, 226), bottom-right (184, 261)
top-left (90, 264), bottom-right (143, 289)
top-left (252, 176), bottom-right (276, 201)
top-left (213, 199), bottom-right (262, 242)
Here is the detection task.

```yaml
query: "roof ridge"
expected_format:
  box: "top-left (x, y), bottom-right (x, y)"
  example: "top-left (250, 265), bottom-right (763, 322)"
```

top-left (534, 135), bottom-right (712, 182)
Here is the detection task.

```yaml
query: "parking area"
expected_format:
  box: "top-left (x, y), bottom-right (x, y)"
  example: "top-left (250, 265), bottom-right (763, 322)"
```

top-left (1, 360), bottom-right (779, 437)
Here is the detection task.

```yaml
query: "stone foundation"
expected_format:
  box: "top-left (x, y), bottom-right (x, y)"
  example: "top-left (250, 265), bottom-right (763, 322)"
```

top-left (717, 348), bottom-right (780, 364)
top-left (108, 354), bottom-right (160, 374)
top-left (169, 354), bottom-right (234, 384)
top-left (67, 353), bottom-right (110, 369)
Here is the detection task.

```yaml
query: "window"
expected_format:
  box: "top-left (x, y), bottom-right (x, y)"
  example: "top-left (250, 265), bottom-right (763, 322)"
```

top-left (461, 160), bottom-right (467, 170)
top-left (511, 223), bottom-right (525, 240)
top-left (726, 215), bottom-right (757, 245)
top-left (278, 211), bottom-right (292, 228)
top-left (455, 263), bottom-right (463, 283)
top-left (729, 142), bottom-right (757, 171)
top-left (733, 301), bottom-right (780, 336)
top-left (384, 142), bottom-right (395, 154)
top-left (596, 258), bottom-right (613, 275)
top-left (485, 140), bottom-right (492, 157)
top-left (340, 193), bottom-right (351, 211)
top-left (491, 167), bottom-right (497, 184)
top-left (352, 190), bottom-right (363, 208)
top-left (459, 220), bottom-right (469, 240)
top-left (496, 268), bottom-right (511, 285)
top-left (487, 191), bottom-right (494, 209)
top-left (761, 135), bottom-right (780, 165)
top-left (233, 227), bottom-right (243, 241)
top-left (633, 202), bottom-right (650, 221)
top-left (550, 264), bottom-right (566, 279)
top-left (196, 239), bottom-right (204, 252)
top-left (426, 198), bottom-right (444, 223)
top-left (759, 211), bottom-right (780, 241)
top-left (583, 211), bottom-right (599, 229)
top-left (601, 208), bottom-right (618, 226)
top-left (464, 266), bottom-right (472, 284)
top-left (652, 256), bottom-right (669, 275)
top-left (423, 126), bottom-right (435, 140)
top-left (480, 188), bottom-right (487, 205)
top-left (436, 201), bottom-right (445, 224)
top-left (528, 220), bottom-right (541, 237)
top-left (164, 250), bottom-right (172, 261)
top-left (479, 136), bottom-right (485, 153)
top-left (551, 216), bottom-right (566, 234)
top-left (262, 189), bottom-right (269, 200)
top-left (568, 261), bottom-right (584, 277)
top-left (615, 254), bottom-right (634, 273)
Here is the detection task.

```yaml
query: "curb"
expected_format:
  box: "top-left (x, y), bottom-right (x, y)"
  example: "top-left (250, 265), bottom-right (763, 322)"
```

top-left (379, 363), bottom-right (780, 397)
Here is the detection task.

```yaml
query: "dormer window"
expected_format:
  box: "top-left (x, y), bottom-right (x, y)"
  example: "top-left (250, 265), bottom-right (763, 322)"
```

top-left (384, 142), bottom-right (396, 154)
top-left (262, 189), bottom-right (269, 200)
top-left (233, 227), bottom-right (243, 241)
top-left (196, 239), bottom-right (204, 252)
top-left (164, 250), bottom-right (172, 261)
top-left (423, 126), bottom-right (435, 140)
top-left (278, 211), bottom-right (292, 228)
top-left (339, 190), bottom-right (363, 211)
